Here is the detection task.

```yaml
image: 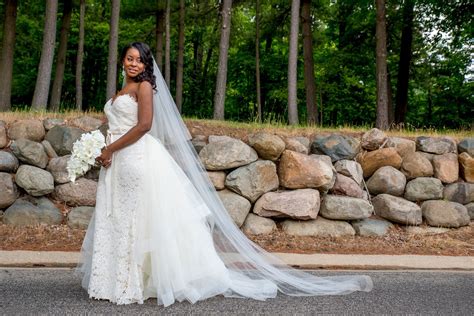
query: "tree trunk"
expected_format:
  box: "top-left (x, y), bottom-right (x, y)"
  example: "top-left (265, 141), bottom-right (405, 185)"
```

top-left (287, 0), bottom-right (300, 125)
top-left (75, 0), bottom-right (85, 111)
top-left (375, 0), bottom-right (389, 130)
top-left (395, 0), bottom-right (414, 124)
top-left (213, 0), bottom-right (233, 120)
top-left (165, 0), bottom-right (171, 87)
top-left (49, 0), bottom-right (72, 111)
top-left (0, 0), bottom-right (18, 111)
top-left (255, 0), bottom-right (262, 123)
top-left (301, 0), bottom-right (318, 125)
top-left (31, 0), bottom-right (58, 110)
top-left (106, 0), bottom-right (120, 100)
top-left (155, 9), bottom-right (165, 71)
top-left (175, 0), bottom-right (185, 112)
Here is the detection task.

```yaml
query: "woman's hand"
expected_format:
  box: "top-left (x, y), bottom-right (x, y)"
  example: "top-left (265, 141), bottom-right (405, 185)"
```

top-left (96, 147), bottom-right (113, 168)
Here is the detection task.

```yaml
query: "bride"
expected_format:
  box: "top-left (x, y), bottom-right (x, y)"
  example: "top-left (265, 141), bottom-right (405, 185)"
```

top-left (76, 42), bottom-right (373, 307)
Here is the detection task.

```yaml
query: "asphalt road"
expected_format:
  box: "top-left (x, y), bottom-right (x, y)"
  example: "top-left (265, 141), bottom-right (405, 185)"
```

top-left (1, 268), bottom-right (472, 315)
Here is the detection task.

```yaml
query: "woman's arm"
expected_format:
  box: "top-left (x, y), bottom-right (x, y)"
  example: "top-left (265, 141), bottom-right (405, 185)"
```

top-left (97, 81), bottom-right (153, 168)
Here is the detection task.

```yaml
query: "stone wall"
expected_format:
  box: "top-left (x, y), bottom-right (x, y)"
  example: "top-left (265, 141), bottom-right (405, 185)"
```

top-left (0, 117), bottom-right (473, 238)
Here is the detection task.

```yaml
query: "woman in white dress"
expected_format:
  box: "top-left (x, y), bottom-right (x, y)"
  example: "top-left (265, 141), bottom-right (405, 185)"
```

top-left (76, 42), bottom-right (373, 307)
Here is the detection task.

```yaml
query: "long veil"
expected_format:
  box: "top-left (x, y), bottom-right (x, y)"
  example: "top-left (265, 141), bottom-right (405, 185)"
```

top-left (143, 59), bottom-right (373, 297)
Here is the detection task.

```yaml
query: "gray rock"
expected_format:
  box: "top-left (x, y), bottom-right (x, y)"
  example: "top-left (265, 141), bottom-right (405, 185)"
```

top-left (207, 171), bottom-right (226, 190)
top-left (0, 120), bottom-right (7, 148)
top-left (404, 177), bottom-right (444, 202)
top-left (292, 136), bottom-right (310, 149)
top-left (330, 173), bottom-right (365, 198)
top-left (248, 132), bottom-right (286, 161)
top-left (253, 189), bottom-right (320, 220)
top-left (464, 202), bottom-right (474, 219)
top-left (443, 182), bottom-right (474, 204)
top-left (3, 199), bottom-right (41, 226)
top-left (199, 137), bottom-right (258, 170)
top-left (242, 213), bottom-right (276, 235)
top-left (45, 125), bottom-right (85, 156)
top-left (46, 155), bottom-right (71, 184)
top-left (53, 178), bottom-right (97, 206)
top-left (41, 140), bottom-right (58, 158)
top-left (0, 172), bottom-right (19, 208)
top-left (10, 138), bottom-right (49, 168)
top-left (70, 116), bottom-right (103, 132)
top-left (310, 134), bottom-right (360, 162)
top-left (67, 206), bottom-right (94, 229)
top-left (320, 195), bottom-right (373, 220)
top-left (0, 151), bottom-right (19, 172)
top-left (225, 160), bottom-right (279, 202)
top-left (281, 217), bottom-right (355, 237)
top-left (84, 166), bottom-right (100, 181)
top-left (21, 195), bottom-right (63, 225)
top-left (386, 137), bottom-right (416, 158)
top-left (43, 118), bottom-right (66, 131)
top-left (361, 128), bottom-right (387, 151)
top-left (217, 189), bottom-right (251, 227)
top-left (366, 166), bottom-right (406, 196)
top-left (416, 136), bottom-right (457, 154)
top-left (458, 138), bottom-right (474, 156)
top-left (334, 159), bottom-right (364, 186)
top-left (191, 135), bottom-right (207, 153)
top-left (400, 151), bottom-right (434, 179)
top-left (421, 200), bottom-right (470, 228)
top-left (372, 194), bottom-right (422, 225)
top-left (432, 153), bottom-right (459, 184)
top-left (352, 218), bottom-right (393, 236)
top-left (284, 137), bottom-right (309, 154)
top-left (7, 119), bottom-right (45, 142)
top-left (15, 165), bottom-right (54, 196)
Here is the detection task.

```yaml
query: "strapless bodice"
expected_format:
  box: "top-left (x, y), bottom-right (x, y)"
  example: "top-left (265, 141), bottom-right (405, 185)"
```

top-left (104, 94), bottom-right (138, 133)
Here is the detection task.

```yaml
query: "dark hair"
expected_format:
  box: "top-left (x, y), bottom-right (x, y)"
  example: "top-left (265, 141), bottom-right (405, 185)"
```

top-left (120, 42), bottom-right (157, 91)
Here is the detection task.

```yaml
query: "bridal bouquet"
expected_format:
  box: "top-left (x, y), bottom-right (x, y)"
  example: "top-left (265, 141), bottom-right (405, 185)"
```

top-left (67, 130), bottom-right (106, 182)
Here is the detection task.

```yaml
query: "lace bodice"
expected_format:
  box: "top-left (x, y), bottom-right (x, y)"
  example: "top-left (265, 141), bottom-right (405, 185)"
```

top-left (104, 94), bottom-right (138, 133)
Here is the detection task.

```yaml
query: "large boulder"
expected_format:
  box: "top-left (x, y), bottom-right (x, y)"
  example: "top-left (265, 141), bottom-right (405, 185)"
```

top-left (70, 116), bottom-right (103, 132)
top-left (43, 118), bottom-right (66, 131)
top-left (281, 217), bottom-right (355, 237)
top-left (386, 137), bottom-right (416, 158)
top-left (357, 148), bottom-right (402, 178)
top-left (225, 160), bottom-right (279, 202)
top-left (191, 135), bottom-right (207, 153)
top-left (465, 202), bottom-right (474, 220)
top-left (334, 159), bottom-right (364, 186)
top-left (253, 189), bottom-right (320, 220)
top-left (0, 121), bottom-right (7, 148)
top-left (7, 119), bottom-right (45, 142)
top-left (372, 194), bottom-right (422, 225)
top-left (400, 151), bottom-right (434, 179)
top-left (366, 166), bottom-right (406, 196)
top-left (459, 152), bottom-right (474, 183)
top-left (361, 128), bottom-right (387, 151)
top-left (432, 153), bottom-right (459, 183)
top-left (0, 151), bottom-right (19, 172)
top-left (3, 196), bottom-right (62, 226)
top-left (284, 137), bottom-right (309, 154)
top-left (458, 138), bottom-right (474, 156)
top-left (199, 137), bottom-right (258, 170)
top-left (217, 189), bottom-right (251, 227)
top-left (10, 138), bottom-right (48, 168)
top-left (0, 172), bottom-right (19, 208)
top-left (248, 132), bottom-right (286, 161)
top-left (45, 125), bottom-right (85, 156)
top-left (310, 134), bottom-right (360, 162)
top-left (15, 165), bottom-right (54, 196)
top-left (351, 218), bottom-right (393, 236)
top-left (330, 173), bottom-right (365, 198)
top-left (53, 178), bottom-right (97, 206)
top-left (46, 155), bottom-right (71, 184)
top-left (22, 195), bottom-right (63, 225)
top-left (41, 140), bottom-right (58, 159)
top-left (421, 200), bottom-right (470, 228)
top-left (443, 182), bottom-right (474, 204)
top-left (67, 206), bottom-right (94, 229)
top-left (319, 195), bottom-right (373, 220)
top-left (242, 213), bottom-right (276, 235)
top-left (278, 150), bottom-right (334, 190)
top-left (207, 171), bottom-right (226, 190)
top-left (416, 136), bottom-right (457, 154)
top-left (404, 177), bottom-right (444, 202)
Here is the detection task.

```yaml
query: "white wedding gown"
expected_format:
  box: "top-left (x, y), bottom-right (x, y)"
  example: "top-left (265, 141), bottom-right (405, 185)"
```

top-left (77, 94), bottom-right (372, 307)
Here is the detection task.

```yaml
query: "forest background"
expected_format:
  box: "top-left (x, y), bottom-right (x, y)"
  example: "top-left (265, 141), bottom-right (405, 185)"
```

top-left (0, 0), bottom-right (472, 130)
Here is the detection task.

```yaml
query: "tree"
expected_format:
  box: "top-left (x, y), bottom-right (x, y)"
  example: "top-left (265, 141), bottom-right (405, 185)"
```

top-left (375, 0), bottom-right (389, 129)
top-left (0, 0), bottom-right (18, 111)
top-left (213, 0), bottom-right (233, 120)
top-left (106, 0), bottom-right (120, 100)
top-left (31, 0), bottom-right (58, 110)
top-left (155, 7), bottom-right (165, 70)
top-left (287, 0), bottom-right (300, 125)
top-left (255, 0), bottom-right (262, 123)
top-left (75, 0), bottom-right (85, 110)
top-left (301, 0), bottom-right (318, 125)
top-left (164, 0), bottom-right (171, 87)
top-left (49, 0), bottom-right (72, 111)
top-left (175, 0), bottom-right (185, 112)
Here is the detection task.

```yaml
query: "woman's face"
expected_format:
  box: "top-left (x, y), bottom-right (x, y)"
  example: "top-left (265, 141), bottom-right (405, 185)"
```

top-left (123, 47), bottom-right (145, 78)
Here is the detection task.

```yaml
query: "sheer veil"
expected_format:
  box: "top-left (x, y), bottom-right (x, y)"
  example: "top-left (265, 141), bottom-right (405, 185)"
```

top-left (142, 59), bottom-right (373, 297)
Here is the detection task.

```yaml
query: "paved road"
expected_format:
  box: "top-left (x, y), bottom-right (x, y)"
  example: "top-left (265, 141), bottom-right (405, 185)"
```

top-left (1, 268), bottom-right (472, 315)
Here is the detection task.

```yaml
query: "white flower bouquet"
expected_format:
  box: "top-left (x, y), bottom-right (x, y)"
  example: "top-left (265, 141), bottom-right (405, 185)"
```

top-left (67, 130), bottom-right (106, 182)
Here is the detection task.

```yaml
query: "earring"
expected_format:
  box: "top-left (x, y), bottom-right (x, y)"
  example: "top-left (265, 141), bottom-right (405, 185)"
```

top-left (121, 66), bottom-right (126, 78)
